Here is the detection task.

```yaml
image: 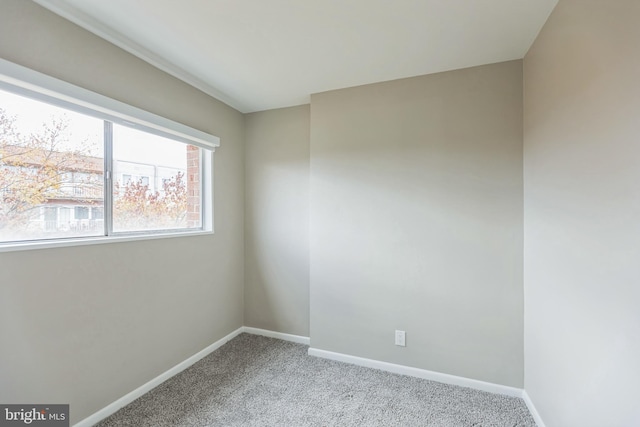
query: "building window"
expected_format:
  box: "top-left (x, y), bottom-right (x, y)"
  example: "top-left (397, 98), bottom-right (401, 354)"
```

top-left (92, 207), bottom-right (104, 220)
top-left (74, 207), bottom-right (89, 220)
top-left (0, 59), bottom-right (218, 249)
top-left (43, 207), bottom-right (58, 232)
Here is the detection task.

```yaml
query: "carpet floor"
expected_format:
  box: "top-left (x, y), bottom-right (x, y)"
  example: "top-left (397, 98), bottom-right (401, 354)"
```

top-left (96, 334), bottom-right (535, 426)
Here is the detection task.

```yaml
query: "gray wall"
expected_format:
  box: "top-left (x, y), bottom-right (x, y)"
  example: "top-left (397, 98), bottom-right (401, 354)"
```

top-left (0, 1), bottom-right (244, 424)
top-left (310, 61), bottom-right (524, 387)
top-left (524, 0), bottom-right (640, 425)
top-left (244, 106), bottom-right (310, 336)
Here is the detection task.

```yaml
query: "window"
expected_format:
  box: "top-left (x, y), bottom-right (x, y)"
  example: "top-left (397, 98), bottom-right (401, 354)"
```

top-left (74, 207), bottom-right (90, 220)
top-left (0, 58), bottom-right (218, 250)
top-left (112, 124), bottom-right (200, 232)
top-left (43, 207), bottom-right (57, 232)
top-left (0, 89), bottom-right (104, 241)
top-left (92, 207), bottom-right (104, 220)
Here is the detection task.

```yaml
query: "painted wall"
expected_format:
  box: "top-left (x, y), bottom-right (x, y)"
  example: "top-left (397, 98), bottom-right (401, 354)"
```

top-left (0, 1), bottom-right (244, 424)
top-left (244, 105), bottom-right (310, 336)
top-left (310, 61), bottom-right (524, 387)
top-left (524, 0), bottom-right (640, 425)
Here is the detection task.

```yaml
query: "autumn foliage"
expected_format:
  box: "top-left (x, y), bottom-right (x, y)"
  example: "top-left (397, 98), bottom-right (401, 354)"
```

top-left (113, 172), bottom-right (188, 231)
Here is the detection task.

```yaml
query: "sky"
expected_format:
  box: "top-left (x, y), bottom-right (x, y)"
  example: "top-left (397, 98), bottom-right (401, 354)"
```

top-left (0, 87), bottom-right (187, 169)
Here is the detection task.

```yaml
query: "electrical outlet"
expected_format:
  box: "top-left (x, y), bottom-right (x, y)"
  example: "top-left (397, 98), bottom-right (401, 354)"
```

top-left (395, 330), bottom-right (406, 347)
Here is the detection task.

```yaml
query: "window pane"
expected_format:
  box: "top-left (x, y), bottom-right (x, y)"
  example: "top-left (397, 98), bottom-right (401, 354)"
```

top-left (92, 207), bottom-right (104, 220)
top-left (74, 206), bottom-right (89, 220)
top-left (0, 88), bottom-right (104, 242)
top-left (112, 124), bottom-right (201, 232)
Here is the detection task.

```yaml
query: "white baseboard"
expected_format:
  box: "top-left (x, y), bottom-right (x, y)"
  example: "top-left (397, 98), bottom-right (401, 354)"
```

top-left (522, 390), bottom-right (546, 427)
top-left (73, 327), bottom-right (244, 427)
top-left (74, 328), bottom-right (541, 427)
top-left (242, 326), bottom-right (310, 345)
top-left (308, 347), bottom-right (523, 398)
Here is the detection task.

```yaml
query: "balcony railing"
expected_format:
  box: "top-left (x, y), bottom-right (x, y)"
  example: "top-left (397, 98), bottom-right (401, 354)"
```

top-left (55, 184), bottom-right (103, 200)
top-left (44, 219), bottom-right (104, 232)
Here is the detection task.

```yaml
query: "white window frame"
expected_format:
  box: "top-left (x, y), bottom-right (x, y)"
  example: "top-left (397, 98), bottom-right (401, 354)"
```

top-left (0, 58), bottom-right (219, 252)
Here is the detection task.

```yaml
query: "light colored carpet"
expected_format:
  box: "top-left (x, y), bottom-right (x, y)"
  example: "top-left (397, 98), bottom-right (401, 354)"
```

top-left (96, 334), bottom-right (535, 426)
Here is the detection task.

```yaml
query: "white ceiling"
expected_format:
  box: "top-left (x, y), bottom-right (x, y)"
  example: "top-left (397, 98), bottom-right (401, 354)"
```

top-left (35, 0), bottom-right (558, 113)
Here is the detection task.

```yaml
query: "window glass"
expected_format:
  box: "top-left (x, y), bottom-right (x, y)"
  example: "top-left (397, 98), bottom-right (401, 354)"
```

top-left (0, 88), bottom-right (104, 242)
top-left (0, 59), bottom-right (216, 250)
top-left (112, 124), bottom-right (201, 233)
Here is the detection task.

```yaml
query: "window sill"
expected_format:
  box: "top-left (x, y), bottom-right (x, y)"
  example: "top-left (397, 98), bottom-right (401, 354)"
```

top-left (0, 230), bottom-right (214, 253)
